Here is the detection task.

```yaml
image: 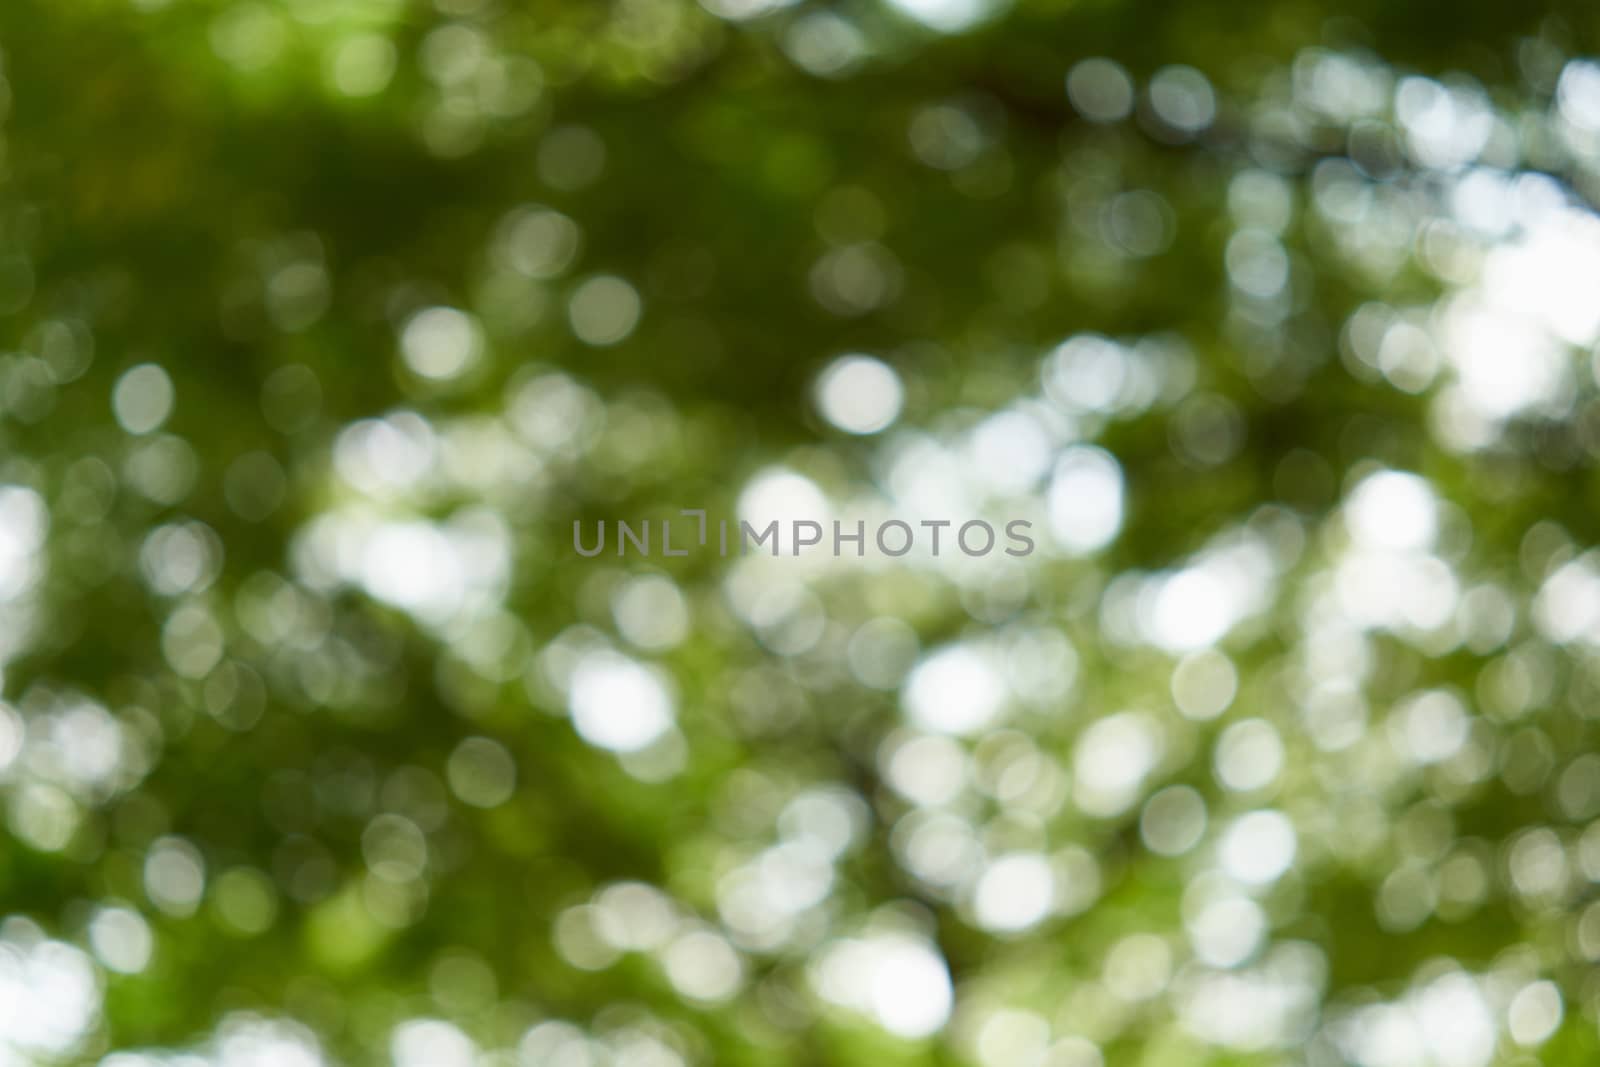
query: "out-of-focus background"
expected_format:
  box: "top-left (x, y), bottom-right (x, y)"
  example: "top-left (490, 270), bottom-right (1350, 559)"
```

top-left (1, 0), bottom-right (1600, 1064)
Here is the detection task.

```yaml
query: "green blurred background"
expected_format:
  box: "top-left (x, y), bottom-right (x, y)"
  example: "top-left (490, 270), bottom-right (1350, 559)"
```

top-left (1, 0), bottom-right (1599, 1063)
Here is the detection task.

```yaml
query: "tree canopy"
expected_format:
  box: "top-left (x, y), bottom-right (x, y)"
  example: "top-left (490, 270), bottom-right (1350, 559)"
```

top-left (1, 0), bottom-right (1600, 1065)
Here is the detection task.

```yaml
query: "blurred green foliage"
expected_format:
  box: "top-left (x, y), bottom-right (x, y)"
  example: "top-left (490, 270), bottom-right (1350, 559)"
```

top-left (0, 0), bottom-right (1599, 1065)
